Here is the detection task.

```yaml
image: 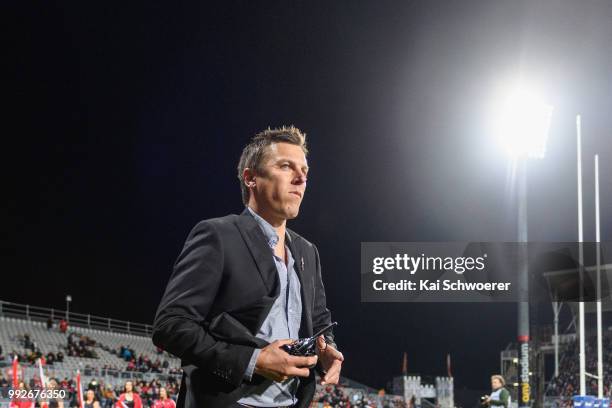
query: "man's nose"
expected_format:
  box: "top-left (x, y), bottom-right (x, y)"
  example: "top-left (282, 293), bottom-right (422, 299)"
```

top-left (294, 171), bottom-right (307, 184)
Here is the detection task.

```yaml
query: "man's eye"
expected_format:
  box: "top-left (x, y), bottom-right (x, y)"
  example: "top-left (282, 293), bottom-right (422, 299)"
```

top-left (280, 163), bottom-right (290, 168)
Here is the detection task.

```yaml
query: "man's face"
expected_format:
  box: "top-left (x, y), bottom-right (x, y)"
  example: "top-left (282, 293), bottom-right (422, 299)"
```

top-left (251, 142), bottom-right (308, 222)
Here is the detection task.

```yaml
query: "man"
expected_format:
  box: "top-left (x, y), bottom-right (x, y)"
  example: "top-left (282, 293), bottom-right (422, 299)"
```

top-left (483, 375), bottom-right (510, 408)
top-left (152, 126), bottom-right (343, 408)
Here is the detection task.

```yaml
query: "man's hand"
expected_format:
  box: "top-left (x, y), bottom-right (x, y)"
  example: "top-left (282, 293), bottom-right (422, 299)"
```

top-left (316, 335), bottom-right (344, 385)
top-left (254, 339), bottom-right (318, 382)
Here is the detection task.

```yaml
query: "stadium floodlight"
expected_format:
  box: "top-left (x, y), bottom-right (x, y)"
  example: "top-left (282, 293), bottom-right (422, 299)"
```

top-left (66, 294), bottom-right (72, 322)
top-left (491, 82), bottom-right (554, 408)
top-left (495, 87), bottom-right (554, 159)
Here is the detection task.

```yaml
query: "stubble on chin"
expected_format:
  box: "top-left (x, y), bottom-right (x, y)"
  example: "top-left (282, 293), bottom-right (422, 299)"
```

top-left (284, 204), bottom-right (301, 220)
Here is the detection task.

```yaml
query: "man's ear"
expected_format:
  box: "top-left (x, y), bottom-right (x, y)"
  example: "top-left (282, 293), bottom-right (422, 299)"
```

top-left (243, 168), bottom-right (256, 187)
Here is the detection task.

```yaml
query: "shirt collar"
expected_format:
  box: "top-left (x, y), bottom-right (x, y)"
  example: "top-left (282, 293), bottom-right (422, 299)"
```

top-left (247, 206), bottom-right (280, 249)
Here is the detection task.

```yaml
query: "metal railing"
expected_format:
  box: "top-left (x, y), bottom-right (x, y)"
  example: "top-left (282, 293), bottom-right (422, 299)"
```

top-left (0, 362), bottom-right (181, 386)
top-left (0, 300), bottom-right (153, 337)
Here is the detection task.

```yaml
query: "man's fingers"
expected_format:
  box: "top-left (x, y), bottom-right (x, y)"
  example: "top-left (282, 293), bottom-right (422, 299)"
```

top-left (316, 335), bottom-right (326, 348)
top-left (318, 340), bottom-right (343, 361)
top-left (324, 363), bottom-right (340, 380)
top-left (291, 354), bottom-right (318, 367)
top-left (320, 372), bottom-right (339, 385)
top-left (258, 340), bottom-right (320, 382)
top-left (327, 347), bottom-right (344, 361)
top-left (322, 343), bottom-right (343, 360)
top-left (286, 366), bottom-right (310, 378)
top-left (274, 339), bottom-right (296, 347)
top-left (325, 374), bottom-right (340, 385)
top-left (322, 360), bottom-right (342, 384)
top-left (323, 370), bottom-right (340, 385)
top-left (323, 373), bottom-right (340, 384)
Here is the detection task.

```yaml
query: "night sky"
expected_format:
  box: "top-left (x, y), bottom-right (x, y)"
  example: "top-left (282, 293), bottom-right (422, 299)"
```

top-left (6, 0), bottom-right (612, 402)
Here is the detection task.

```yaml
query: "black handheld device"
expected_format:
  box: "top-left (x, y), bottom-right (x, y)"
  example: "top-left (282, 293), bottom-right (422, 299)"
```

top-left (281, 321), bottom-right (338, 357)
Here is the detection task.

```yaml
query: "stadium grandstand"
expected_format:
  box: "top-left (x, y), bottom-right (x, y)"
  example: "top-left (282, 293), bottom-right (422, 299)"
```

top-left (500, 306), bottom-right (612, 408)
top-left (0, 301), bottom-right (412, 408)
top-left (494, 262), bottom-right (612, 408)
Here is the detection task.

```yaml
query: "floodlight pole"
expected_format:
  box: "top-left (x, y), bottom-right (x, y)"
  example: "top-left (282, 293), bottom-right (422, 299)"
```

top-left (517, 159), bottom-right (531, 408)
top-left (497, 87), bottom-right (552, 407)
top-left (66, 294), bottom-right (72, 323)
top-left (576, 115), bottom-right (586, 396)
top-left (595, 154), bottom-right (602, 398)
top-left (553, 301), bottom-right (561, 378)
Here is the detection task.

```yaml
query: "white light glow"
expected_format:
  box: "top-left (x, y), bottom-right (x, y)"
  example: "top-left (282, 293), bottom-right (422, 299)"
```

top-left (495, 87), bottom-right (553, 159)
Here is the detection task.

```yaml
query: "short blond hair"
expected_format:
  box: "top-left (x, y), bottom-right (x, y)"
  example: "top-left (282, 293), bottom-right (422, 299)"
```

top-left (237, 126), bottom-right (308, 205)
top-left (491, 375), bottom-right (505, 386)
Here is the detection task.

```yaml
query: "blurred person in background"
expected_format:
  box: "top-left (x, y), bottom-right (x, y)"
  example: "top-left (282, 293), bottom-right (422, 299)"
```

top-left (10, 381), bottom-right (34, 408)
top-left (483, 375), bottom-right (510, 408)
top-left (84, 389), bottom-right (101, 408)
top-left (101, 385), bottom-right (116, 408)
top-left (46, 378), bottom-right (64, 408)
top-left (116, 381), bottom-right (142, 408)
top-left (0, 374), bottom-right (9, 398)
top-left (152, 387), bottom-right (175, 408)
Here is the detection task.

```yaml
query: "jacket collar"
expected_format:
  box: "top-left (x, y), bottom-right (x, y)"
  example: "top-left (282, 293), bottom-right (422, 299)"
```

top-left (245, 206), bottom-right (279, 249)
top-left (236, 208), bottom-right (304, 288)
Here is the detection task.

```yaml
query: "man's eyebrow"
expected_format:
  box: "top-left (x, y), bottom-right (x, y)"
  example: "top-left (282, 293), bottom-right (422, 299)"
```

top-left (276, 157), bottom-right (309, 169)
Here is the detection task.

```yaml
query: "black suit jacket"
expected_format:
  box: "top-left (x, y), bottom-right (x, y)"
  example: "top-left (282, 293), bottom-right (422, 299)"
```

top-left (152, 208), bottom-right (335, 408)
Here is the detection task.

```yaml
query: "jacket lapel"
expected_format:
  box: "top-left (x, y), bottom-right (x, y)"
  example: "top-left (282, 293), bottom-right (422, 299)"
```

top-left (236, 208), bottom-right (313, 337)
top-left (286, 229), bottom-right (313, 338)
top-left (236, 209), bottom-right (280, 297)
